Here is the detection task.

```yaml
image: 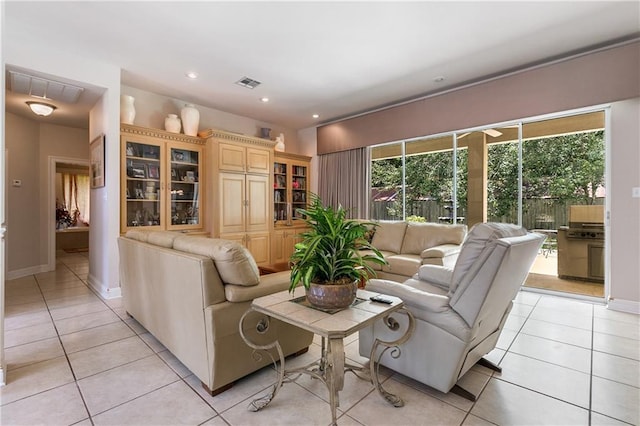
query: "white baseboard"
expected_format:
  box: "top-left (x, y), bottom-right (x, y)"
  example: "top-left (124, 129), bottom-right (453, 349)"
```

top-left (87, 273), bottom-right (121, 300)
top-left (6, 264), bottom-right (51, 280)
top-left (607, 298), bottom-right (640, 314)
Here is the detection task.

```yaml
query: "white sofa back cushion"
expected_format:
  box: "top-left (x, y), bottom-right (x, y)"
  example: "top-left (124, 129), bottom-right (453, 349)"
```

top-left (401, 222), bottom-right (467, 255)
top-left (173, 237), bottom-right (260, 286)
top-left (371, 221), bottom-right (408, 253)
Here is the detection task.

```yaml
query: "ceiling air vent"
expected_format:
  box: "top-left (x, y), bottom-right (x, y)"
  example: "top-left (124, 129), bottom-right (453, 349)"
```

top-left (235, 77), bottom-right (261, 89)
top-left (9, 71), bottom-right (84, 104)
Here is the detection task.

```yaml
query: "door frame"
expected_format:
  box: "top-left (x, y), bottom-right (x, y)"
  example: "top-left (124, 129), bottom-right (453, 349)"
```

top-left (47, 156), bottom-right (90, 271)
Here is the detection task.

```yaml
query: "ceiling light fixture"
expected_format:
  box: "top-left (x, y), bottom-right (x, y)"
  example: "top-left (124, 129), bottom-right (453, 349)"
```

top-left (186, 72), bottom-right (198, 79)
top-left (260, 97), bottom-right (269, 103)
top-left (312, 114), bottom-right (319, 119)
top-left (26, 101), bottom-right (57, 116)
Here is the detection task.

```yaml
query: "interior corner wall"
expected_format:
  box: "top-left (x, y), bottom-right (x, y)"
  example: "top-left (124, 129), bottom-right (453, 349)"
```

top-left (297, 126), bottom-right (319, 194)
top-left (120, 86), bottom-right (301, 152)
top-left (609, 98), bottom-right (640, 308)
top-left (5, 114), bottom-right (90, 277)
top-left (317, 41), bottom-right (640, 154)
top-left (5, 112), bottom-right (40, 274)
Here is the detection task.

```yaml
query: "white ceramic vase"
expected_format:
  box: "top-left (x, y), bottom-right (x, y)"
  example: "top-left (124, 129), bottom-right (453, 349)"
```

top-left (181, 104), bottom-right (200, 136)
top-left (120, 95), bottom-right (136, 124)
top-left (275, 133), bottom-right (285, 152)
top-left (164, 114), bottom-right (181, 133)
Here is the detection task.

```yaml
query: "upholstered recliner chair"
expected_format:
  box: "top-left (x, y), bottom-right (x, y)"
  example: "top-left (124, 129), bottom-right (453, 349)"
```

top-left (359, 222), bottom-right (545, 400)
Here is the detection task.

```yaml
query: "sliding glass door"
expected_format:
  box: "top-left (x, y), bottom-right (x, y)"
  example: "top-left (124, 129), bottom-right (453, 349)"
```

top-left (368, 109), bottom-right (607, 298)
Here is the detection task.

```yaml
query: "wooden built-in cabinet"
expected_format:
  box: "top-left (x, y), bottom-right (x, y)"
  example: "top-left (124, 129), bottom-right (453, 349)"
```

top-left (120, 125), bottom-right (205, 234)
top-left (272, 152), bottom-right (311, 264)
top-left (218, 142), bottom-right (271, 174)
top-left (201, 129), bottom-right (276, 265)
top-left (271, 228), bottom-right (307, 265)
top-left (273, 152), bottom-right (311, 226)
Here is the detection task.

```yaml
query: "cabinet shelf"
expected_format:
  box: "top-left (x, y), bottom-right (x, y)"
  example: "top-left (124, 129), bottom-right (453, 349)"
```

top-left (273, 154), bottom-right (310, 228)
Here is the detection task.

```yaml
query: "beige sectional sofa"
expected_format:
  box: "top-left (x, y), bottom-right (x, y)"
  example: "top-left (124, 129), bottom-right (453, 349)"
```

top-left (118, 230), bottom-right (313, 395)
top-left (362, 221), bottom-right (467, 282)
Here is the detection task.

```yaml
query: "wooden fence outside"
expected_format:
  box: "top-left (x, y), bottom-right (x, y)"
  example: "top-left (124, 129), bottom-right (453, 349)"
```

top-left (371, 198), bottom-right (604, 229)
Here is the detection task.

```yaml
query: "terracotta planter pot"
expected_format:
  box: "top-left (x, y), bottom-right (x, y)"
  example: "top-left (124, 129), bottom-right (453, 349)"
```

top-left (306, 280), bottom-right (358, 310)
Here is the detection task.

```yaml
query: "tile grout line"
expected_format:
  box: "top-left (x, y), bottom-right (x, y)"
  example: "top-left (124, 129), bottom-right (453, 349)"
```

top-left (32, 262), bottom-right (95, 425)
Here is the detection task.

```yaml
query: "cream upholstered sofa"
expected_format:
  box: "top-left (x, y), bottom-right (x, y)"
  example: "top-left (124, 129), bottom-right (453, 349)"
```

top-left (359, 223), bottom-right (545, 400)
top-left (361, 221), bottom-right (467, 282)
top-left (118, 230), bottom-right (313, 395)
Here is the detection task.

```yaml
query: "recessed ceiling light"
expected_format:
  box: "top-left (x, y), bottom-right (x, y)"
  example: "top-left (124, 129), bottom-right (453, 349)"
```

top-left (434, 76), bottom-right (446, 83)
top-left (260, 97), bottom-right (269, 103)
top-left (186, 72), bottom-right (198, 79)
top-left (312, 114), bottom-right (319, 119)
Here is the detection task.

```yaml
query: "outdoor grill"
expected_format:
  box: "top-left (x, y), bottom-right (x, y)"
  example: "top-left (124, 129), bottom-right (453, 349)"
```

top-left (557, 205), bottom-right (605, 282)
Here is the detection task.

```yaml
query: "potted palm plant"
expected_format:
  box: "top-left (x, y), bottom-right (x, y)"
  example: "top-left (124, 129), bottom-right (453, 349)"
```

top-left (289, 194), bottom-right (387, 309)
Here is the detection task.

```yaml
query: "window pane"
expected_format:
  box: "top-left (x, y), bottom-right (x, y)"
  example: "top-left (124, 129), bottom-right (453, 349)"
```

top-left (405, 135), bottom-right (456, 223)
top-left (370, 143), bottom-right (403, 220)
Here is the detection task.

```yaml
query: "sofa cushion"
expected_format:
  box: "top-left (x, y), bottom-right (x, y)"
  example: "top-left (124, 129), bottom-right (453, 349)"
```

top-left (147, 231), bottom-right (182, 248)
top-left (371, 221), bottom-right (407, 254)
top-left (384, 254), bottom-right (422, 277)
top-left (451, 223), bottom-right (527, 293)
top-left (359, 249), bottom-right (395, 271)
top-left (173, 237), bottom-right (260, 286)
top-left (125, 229), bottom-right (150, 243)
top-left (400, 222), bottom-right (467, 255)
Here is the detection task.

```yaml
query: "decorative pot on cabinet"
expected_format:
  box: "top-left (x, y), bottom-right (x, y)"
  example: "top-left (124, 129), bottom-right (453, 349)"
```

top-left (120, 95), bottom-right (136, 124)
top-left (164, 114), bottom-right (181, 133)
top-left (181, 104), bottom-right (200, 136)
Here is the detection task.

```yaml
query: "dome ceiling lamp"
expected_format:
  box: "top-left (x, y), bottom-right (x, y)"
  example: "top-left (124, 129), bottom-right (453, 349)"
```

top-left (26, 100), bottom-right (57, 116)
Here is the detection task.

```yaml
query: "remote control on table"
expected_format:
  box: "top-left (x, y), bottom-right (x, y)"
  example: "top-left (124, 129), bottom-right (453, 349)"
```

top-left (369, 295), bottom-right (393, 304)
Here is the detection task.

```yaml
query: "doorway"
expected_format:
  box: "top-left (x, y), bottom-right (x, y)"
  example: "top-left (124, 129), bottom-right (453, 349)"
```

top-left (48, 157), bottom-right (90, 271)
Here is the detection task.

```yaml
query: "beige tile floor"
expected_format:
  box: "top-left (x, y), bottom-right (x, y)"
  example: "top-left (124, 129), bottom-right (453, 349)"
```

top-left (2, 250), bottom-right (639, 425)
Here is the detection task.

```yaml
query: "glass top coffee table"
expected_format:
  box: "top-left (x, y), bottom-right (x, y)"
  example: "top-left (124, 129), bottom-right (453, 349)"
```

top-left (239, 287), bottom-right (415, 425)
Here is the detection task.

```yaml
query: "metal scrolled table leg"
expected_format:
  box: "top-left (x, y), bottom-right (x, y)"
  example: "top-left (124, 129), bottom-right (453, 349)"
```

top-left (238, 309), bottom-right (285, 411)
top-left (369, 308), bottom-right (415, 407)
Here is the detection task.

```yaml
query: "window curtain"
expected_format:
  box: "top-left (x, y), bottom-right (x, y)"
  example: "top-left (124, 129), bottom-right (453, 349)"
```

top-left (318, 147), bottom-right (370, 219)
top-left (60, 173), bottom-right (90, 225)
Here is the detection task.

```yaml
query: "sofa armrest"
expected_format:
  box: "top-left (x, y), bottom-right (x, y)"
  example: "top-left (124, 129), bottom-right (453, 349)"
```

top-left (420, 243), bottom-right (461, 259)
top-left (366, 279), bottom-right (450, 313)
top-left (224, 271), bottom-right (291, 303)
top-left (415, 264), bottom-right (453, 290)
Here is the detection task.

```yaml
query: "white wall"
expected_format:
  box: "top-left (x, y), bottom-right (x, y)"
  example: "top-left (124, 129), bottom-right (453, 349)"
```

top-left (5, 115), bottom-right (90, 277)
top-left (121, 85), bottom-right (303, 153)
top-left (297, 126), bottom-right (319, 194)
top-left (5, 113), bottom-right (40, 274)
top-left (608, 98), bottom-right (640, 312)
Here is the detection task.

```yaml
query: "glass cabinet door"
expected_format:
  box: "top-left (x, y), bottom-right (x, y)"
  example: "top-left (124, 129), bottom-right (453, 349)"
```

top-left (291, 164), bottom-right (307, 221)
top-left (274, 161), bottom-right (288, 222)
top-left (169, 145), bottom-right (201, 228)
top-left (124, 141), bottom-right (162, 228)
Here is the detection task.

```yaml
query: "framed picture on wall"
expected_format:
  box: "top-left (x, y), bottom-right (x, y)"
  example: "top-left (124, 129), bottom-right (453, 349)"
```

top-left (90, 134), bottom-right (105, 188)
